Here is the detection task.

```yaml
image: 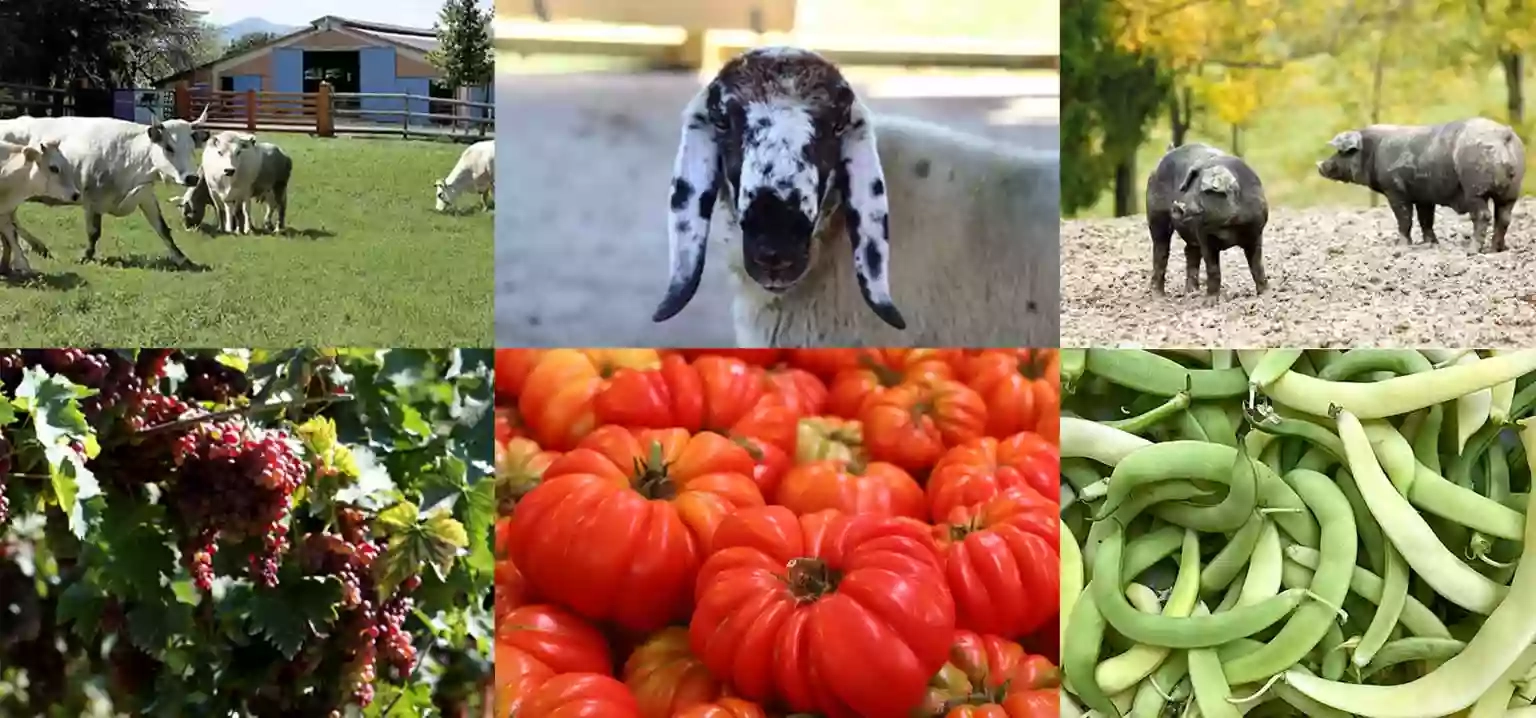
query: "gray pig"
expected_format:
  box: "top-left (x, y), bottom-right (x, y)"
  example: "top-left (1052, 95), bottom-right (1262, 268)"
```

top-left (1316, 118), bottom-right (1526, 252)
top-left (1145, 142), bottom-right (1270, 299)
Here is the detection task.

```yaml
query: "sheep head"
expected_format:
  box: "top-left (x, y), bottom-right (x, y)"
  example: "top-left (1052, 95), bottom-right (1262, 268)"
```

top-left (651, 46), bottom-right (906, 330)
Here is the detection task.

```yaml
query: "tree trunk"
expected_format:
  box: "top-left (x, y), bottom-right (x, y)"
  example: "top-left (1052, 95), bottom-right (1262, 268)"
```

top-left (1114, 155), bottom-right (1137, 217)
top-left (1169, 86), bottom-right (1191, 148)
top-left (1502, 52), bottom-right (1525, 128)
top-left (1369, 29), bottom-right (1388, 208)
top-left (1230, 124), bottom-right (1242, 156)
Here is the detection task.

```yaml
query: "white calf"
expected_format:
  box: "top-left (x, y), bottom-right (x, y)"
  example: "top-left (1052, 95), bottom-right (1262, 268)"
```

top-left (435, 140), bottom-right (494, 212)
top-left (200, 131), bottom-right (262, 234)
top-left (0, 139), bottom-right (79, 275)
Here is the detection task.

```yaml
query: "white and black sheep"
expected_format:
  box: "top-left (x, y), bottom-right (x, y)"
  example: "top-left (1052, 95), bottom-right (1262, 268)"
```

top-left (650, 46), bottom-right (1059, 347)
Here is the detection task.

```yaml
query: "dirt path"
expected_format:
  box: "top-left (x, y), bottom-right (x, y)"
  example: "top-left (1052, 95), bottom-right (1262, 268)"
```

top-left (495, 70), bottom-right (1059, 347)
top-left (1061, 198), bottom-right (1536, 347)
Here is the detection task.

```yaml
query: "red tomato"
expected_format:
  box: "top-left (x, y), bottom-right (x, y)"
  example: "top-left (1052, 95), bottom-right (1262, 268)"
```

top-left (964, 350), bottom-right (1059, 443)
top-left (678, 349), bottom-right (785, 366)
top-left (622, 627), bottom-right (729, 718)
top-left (932, 490), bottom-right (1059, 638)
top-left (776, 459), bottom-right (927, 520)
top-left (497, 436), bottom-right (558, 510)
top-left (673, 698), bottom-right (768, 718)
top-left (496, 348), bottom-right (546, 401)
top-left (509, 427), bottom-right (766, 632)
top-left (861, 379), bottom-right (988, 471)
top-left (761, 365), bottom-right (828, 416)
top-left (727, 392), bottom-right (801, 453)
top-left (496, 604), bottom-right (613, 675)
top-left (926, 433), bottom-right (1058, 522)
top-left (730, 434), bottom-right (791, 498)
top-left (494, 643), bottom-right (555, 717)
top-left (927, 633), bottom-right (1059, 718)
top-left (517, 349), bottom-right (661, 450)
top-left (785, 348), bottom-right (864, 379)
top-left (518, 673), bottom-right (643, 718)
top-left (796, 416), bottom-right (867, 465)
top-left (595, 354), bottom-right (764, 434)
top-left (495, 406), bottom-right (523, 444)
top-left (690, 507), bottom-right (955, 718)
top-left (826, 350), bottom-right (960, 418)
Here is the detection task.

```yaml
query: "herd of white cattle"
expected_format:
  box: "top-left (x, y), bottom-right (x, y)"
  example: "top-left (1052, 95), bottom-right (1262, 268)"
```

top-left (0, 107), bottom-right (496, 275)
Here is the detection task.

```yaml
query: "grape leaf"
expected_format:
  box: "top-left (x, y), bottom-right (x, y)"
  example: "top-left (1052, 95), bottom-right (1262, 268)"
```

top-left (45, 443), bottom-right (101, 539)
top-left (56, 580), bottom-right (107, 641)
top-left (375, 501), bottom-right (419, 537)
top-left (248, 577), bottom-right (342, 659)
top-left (375, 509), bottom-right (468, 597)
top-left (14, 366), bottom-right (92, 447)
top-left (128, 599), bottom-right (194, 653)
top-left (0, 394), bottom-right (16, 427)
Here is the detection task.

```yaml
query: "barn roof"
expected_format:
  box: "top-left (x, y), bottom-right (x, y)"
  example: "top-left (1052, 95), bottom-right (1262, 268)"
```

top-left (156, 15), bottom-right (441, 86)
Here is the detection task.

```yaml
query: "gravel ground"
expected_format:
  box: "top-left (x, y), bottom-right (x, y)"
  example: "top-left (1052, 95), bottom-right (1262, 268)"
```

top-left (495, 70), bottom-right (1059, 347)
top-left (1061, 198), bottom-right (1536, 347)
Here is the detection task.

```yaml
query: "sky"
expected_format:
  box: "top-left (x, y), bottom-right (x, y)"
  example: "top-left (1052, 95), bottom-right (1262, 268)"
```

top-left (184, 0), bottom-right (489, 29)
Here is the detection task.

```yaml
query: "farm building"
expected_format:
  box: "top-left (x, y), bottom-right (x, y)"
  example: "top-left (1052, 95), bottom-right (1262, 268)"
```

top-left (158, 15), bottom-right (491, 123)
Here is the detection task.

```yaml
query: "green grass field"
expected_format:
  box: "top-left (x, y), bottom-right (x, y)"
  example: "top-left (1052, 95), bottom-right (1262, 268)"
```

top-left (1078, 62), bottom-right (1535, 218)
top-left (0, 133), bottom-right (493, 345)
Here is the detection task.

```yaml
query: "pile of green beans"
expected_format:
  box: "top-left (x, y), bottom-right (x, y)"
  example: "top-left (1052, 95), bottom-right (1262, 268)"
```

top-left (1059, 348), bottom-right (1536, 718)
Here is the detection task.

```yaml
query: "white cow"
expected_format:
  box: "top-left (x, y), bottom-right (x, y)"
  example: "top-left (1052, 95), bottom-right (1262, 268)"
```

top-left (197, 131), bottom-right (260, 234)
top-left (173, 135), bottom-right (292, 235)
top-left (0, 139), bottom-right (79, 275)
top-left (0, 107), bottom-right (211, 269)
top-left (435, 140), bottom-right (494, 212)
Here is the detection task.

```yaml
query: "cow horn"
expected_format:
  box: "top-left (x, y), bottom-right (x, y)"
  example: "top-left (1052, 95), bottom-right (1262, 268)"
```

top-left (192, 105), bottom-right (210, 125)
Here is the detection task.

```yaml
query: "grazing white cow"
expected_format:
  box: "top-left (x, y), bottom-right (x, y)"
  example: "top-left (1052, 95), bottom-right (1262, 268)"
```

top-left (0, 108), bottom-right (211, 268)
top-left (175, 131), bottom-right (292, 234)
top-left (434, 140), bottom-right (494, 212)
top-left (0, 139), bottom-right (79, 275)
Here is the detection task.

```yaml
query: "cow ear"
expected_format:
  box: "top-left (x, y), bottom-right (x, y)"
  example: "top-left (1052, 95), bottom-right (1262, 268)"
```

top-left (22, 145), bottom-right (41, 162)
top-left (147, 125), bottom-right (163, 143)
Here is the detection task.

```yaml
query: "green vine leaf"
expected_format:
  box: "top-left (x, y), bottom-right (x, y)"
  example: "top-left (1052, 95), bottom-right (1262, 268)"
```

top-left (376, 508), bottom-right (469, 597)
top-left (248, 577), bottom-right (343, 660)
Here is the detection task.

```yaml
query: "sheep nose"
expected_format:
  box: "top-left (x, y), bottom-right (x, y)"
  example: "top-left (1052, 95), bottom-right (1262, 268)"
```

top-left (753, 248), bottom-right (795, 271)
top-left (183, 174), bottom-right (198, 186)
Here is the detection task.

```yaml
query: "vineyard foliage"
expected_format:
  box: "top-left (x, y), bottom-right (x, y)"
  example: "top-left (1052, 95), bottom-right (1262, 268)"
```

top-left (0, 348), bottom-right (495, 717)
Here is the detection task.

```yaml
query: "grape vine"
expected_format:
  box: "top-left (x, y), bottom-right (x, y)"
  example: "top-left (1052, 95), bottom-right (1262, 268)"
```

top-left (0, 349), bottom-right (495, 717)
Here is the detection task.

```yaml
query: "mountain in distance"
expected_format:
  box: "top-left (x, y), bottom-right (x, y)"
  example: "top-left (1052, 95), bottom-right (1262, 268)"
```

top-left (220, 17), bottom-right (301, 43)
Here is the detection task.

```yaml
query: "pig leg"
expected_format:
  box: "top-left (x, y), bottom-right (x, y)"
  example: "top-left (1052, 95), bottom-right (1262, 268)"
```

top-left (1386, 197), bottom-right (1414, 245)
top-left (1148, 211), bottom-right (1174, 295)
top-left (1241, 231), bottom-right (1268, 295)
top-left (1182, 239), bottom-right (1202, 294)
top-left (1415, 204), bottom-right (1438, 245)
top-left (1199, 233), bottom-right (1222, 300)
top-left (1492, 200), bottom-right (1514, 252)
top-left (1471, 203), bottom-right (1492, 253)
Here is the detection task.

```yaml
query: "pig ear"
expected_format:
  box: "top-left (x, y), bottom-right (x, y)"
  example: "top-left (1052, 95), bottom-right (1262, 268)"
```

top-left (1178, 167), bottom-right (1201, 193)
top-left (1198, 166), bottom-right (1239, 195)
top-left (653, 81), bottom-right (722, 323)
top-left (1329, 131), bottom-right (1362, 153)
top-left (838, 96), bottom-right (905, 331)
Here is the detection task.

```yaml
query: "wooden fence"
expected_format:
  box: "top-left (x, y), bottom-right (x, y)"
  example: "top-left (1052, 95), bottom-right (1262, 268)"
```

top-left (0, 82), bottom-right (116, 119)
top-left (172, 82), bottom-right (495, 141)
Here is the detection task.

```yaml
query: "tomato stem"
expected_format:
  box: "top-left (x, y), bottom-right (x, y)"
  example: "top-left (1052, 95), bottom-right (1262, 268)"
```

top-left (784, 557), bottom-right (841, 601)
top-left (631, 441), bottom-right (677, 500)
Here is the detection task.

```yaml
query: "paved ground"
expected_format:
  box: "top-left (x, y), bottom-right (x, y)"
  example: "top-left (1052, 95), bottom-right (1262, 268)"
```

top-left (494, 69), bottom-right (1059, 347)
top-left (1061, 198), bottom-right (1536, 347)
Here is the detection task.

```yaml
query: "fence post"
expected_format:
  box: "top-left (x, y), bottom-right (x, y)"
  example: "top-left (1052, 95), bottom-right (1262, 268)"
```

top-left (245, 88), bottom-right (257, 131)
top-left (175, 82), bottom-right (190, 120)
top-left (317, 82), bottom-right (333, 137)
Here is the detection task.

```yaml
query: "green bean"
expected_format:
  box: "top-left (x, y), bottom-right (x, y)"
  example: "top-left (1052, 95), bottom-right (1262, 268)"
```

top-left (1281, 550), bottom-right (1451, 638)
top-left (1152, 445), bottom-right (1259, 533)
top-left (1201, 517), bottom-right (1267, 596)
top-left (1222, 469), bottom-right (1356, 685)
top-left (1188, 402), bottom-right (1238, 447)
top-left (1064, 416), bottom-right (1153, 466)
top-left (1248, 350), bottom-right (1536, 419)
top-left (1123, 525), bottom-right (1186, 583)
top-left (1359, 638), bottom-right (1466, 679)
top-left (1086, 349), bottom-right (1249, 399)
top-left (1316, 621), bottom-right (1347, 681)
top-left (1097, 530), bottom-right (1201, 695)
top-left (1353, 540), bottom-right (1408, 668)
top-left (1063, 518), bottom-right (1085, 645)
top-left (1104, 391), bottom-right (1191, 434)
top-left (1334, 466), bottom-right (1387, 576)
top-left (1186, 603), bottom-right (1242, 718)
top-left (1237, 519), bottom-right (1281, 606)
top-left (1093, 526), bottom-right (1305, 649)
top-left (1411, 403), bottom-right (1444, 474)
top-left (1063, 585), bottom-right (1118, 717)
top-left (1063, 457), bottom-right (1105, 493)
top-left (1128, 651), bottom-right (1188, 718)
top-left (1248, 350), bottom-right (1306, 391)
top-left (1317, 349), bottom-right (1433, 381)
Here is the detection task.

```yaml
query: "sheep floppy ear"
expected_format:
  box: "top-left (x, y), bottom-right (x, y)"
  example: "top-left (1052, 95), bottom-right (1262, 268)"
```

top-left (838, 98), bottom-right (906, 330)
top-left (652, 83), bottom-right (721, 323)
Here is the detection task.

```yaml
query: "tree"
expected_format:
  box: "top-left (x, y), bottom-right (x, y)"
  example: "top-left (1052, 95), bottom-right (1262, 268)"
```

top-left (0, 0), bottom-right (214, 87)
top-left (427, 0), bottom-right (493, 90)
top-left (0, 349), bottom-right (494, 716)
top-left (1062, 0), bottom-right (1171, 216)
top-left (227, 30), bottom-right (279, 57)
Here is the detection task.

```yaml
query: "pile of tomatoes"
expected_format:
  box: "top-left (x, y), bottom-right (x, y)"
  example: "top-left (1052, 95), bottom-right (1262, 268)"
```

top-left (492, 348), bottom-right (1061, 718)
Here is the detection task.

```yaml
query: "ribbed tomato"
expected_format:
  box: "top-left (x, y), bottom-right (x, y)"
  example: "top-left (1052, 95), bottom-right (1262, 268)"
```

top-left (776, 459), bottom-right (927, 519)
top-left (497, 436), bottom-right (558, 511)
top-left (622, 627), bottom-right (728, 718)
top-left (673, 698), bottom-right (768, 718)
top-left (518, 673), bottom-right (644, 718)
top-left (861, 379), bottom-right (988, 471)
top-left (494, 642), bottom-right (555, 716)
top-left (508, 427), bottom-right (766, 632)
top-left (926, 433), bottom-right (1058, 522)
top-left (932, 489), bottom-right (1059, 638)
top-left (595, 355), bottom-right (765, 434)
top-left (964, 350), bottom-right (1059, 443)
top-left (926, 632), bottom-right (1059, 718)
top-left (761, 365), bottom-right (828, 416)
top-left (518, 349), bottom-right (661, 450)
top-left (785, 348), bottom-right (864, 379)
top-left (679, 348), bottom-right (785, 366)
top-left (496, 348), bottom-right (546, 401)
top-left (690, 507), bottom-right (956, 718)
top-left (796, 416), bottom-right (867, 464)
top-left (826, 350), bottom-right (960, 418)
top-left (496, 604), bottom-right (613, 675)
top-left (730, 434), bottom-right (791, 498)
top-left (495, 405), bottom-right (523, 444)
